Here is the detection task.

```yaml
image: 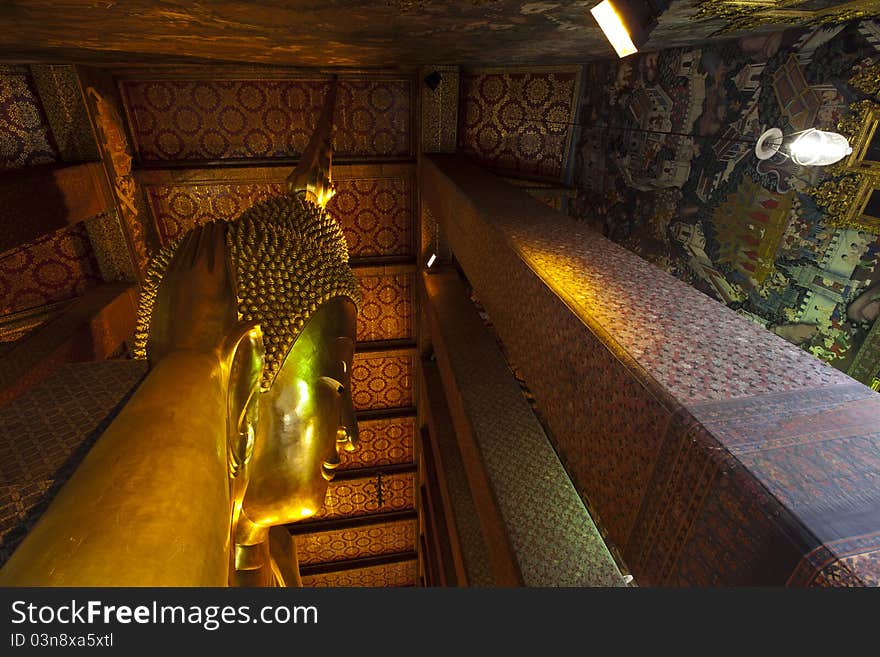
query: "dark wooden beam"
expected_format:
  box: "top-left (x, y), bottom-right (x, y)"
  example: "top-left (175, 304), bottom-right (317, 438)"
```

top-left (0, 284), bottom-right (138, 406)
top-left (355, 406), bottom-right (417, 422)
top-left (333, 462), bottom-right (417, 482)
top-left (350, 255), bottom-right (416, 269)
top-left (0, 162), bottom-right (114, 253)
top-left (287, 509), bottom-right (417, 535)
top-left (355, 339), bottom-right (416, 354)
top-left (298, 551), bottom-right (417, 576)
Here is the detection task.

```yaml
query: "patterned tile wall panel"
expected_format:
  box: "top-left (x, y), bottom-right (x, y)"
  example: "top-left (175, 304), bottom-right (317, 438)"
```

top-left (301, 559), bottom-right (417, 587)
top-left (331, 176), bottom-right (413, 257)
top-left (120, 78), bottom-right (412, 163)
top-left (458, 69), bottom-right (578, 182)
top-left (146, 176), bottom-right (413, 257)
top-left (295, 518), bottom-right (416, 566)
top-left (355, 271), bottom-right (413, 343)
top-left (351, 352), bottom-right (413, 411)
top-left (0, 360), bottom-right (148, 565)
top-left (145, 182), bottom-right (285, 244)
top-left (340, 416), bottom-right (415, 471)
top-left (0, 224), bottom-right (102, 316)
top-left (311, 471), bottom-right (416, 522)
top-left (0, 65), bottom-right (58, 171)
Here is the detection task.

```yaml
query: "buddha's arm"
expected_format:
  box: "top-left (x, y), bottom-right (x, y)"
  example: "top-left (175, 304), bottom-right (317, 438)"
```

top-left (0, 350), bottom-right (230, 586)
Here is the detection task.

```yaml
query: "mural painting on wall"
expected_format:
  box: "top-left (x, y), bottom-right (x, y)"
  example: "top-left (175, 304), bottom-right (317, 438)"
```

top-left (572, 19), bottom-right (880, 388)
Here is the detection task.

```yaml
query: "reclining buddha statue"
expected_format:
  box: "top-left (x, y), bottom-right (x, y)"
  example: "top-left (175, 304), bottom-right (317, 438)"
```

top-left (0, 79), bottom-right (359, 586)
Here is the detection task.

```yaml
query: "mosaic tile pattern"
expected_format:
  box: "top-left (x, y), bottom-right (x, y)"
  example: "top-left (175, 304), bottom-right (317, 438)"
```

top-left (332, 176), bottom-right (413, 258)
top-left (340, 416), bottom-right (414, 471)
top-left (120, 78), bottom-right (413, 163)
top-left (423, 155), bottom-right (880, 586)
top-left (355, 271), bottom-right (413, 343)
top-left (351, 352), bottom-right (413, 411)
top-left (458, 69), bottom-right (578, 182)
top-left (146, 175), bottom-right (414, 257)
top-left (0, 360), bottom-right (148, 565)
top-left (311, 471), bottom-right (416, 522)
top-left (301, 559), bottom-right (417, 587)
top-left (294, 518), bottom-right (416, 566)
top-left (425, 272), bottom-right (623, 586)
top-left (0, 224), bottom-right (102, 316)
top-left (145, 182), bottom-right (284, 244)
top-left (420, 66), bottom-right (458, 154)
top-left (0, 65), bottom-right (58, 171)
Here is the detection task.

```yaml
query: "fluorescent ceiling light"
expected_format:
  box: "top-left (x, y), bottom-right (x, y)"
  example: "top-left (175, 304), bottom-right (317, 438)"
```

top-left (591, 1), bottom-right (638, 58)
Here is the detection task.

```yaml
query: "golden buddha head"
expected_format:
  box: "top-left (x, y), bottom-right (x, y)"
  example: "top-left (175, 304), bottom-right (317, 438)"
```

top-left (226, 195), bottom-right (360, 526)
top-left (134, 194), bottom-right (360, 533)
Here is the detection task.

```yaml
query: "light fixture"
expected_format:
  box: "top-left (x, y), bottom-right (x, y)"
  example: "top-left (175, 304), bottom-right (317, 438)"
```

top-left (590, 1), bottom-right (637, 58)
top-left (590, 0), bottom-right (670, 59)
top-left (426, 253), bottom-right (437, 268)
top-left (755, 127), bottom-right (852, 166)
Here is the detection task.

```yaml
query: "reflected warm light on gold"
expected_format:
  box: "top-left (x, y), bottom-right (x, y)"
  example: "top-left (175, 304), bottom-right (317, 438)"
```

top-left (0, 78), bottom-right (361, 587)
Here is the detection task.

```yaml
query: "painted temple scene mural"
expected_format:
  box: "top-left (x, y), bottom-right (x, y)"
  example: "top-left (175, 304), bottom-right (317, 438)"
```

top-left (0, 0), bottom-right (879, 593)
top-left (572, 18), bottom-right (880, 388)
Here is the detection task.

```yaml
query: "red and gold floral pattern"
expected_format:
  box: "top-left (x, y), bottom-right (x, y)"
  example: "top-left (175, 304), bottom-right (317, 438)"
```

top-left (341, 416), bottom-right (415, 471)
top-left (351, 352), bottom-right (413, 411)
top-left (145, 182), bottom-right (285, 243)
top-left (331, 176), bottom-right (413, 257)
top-left (0, 225), bottom-right (101, 316)
top-left (354, 271), bottom-right (413, 343)
top-left (120, 78), bottom-right (413, 163)
top-left (301, 559), bottom-right (417, 587)
top-left (458, 70), bottom-right (578, 181)
top-left (146, 175), bottom-right (413, 257)
top-left (295, 518), bottom-right (416, 566)
top-left (312, 471), bottom-right (415, 521)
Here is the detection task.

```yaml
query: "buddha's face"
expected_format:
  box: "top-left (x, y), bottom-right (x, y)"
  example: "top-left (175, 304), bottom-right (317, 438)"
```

top-left (241, 297), bottom-right (358, 527)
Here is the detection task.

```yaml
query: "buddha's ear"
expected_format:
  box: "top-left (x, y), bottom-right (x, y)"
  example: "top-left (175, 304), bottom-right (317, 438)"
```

top-left (223, 321), bottom-right (265, 480)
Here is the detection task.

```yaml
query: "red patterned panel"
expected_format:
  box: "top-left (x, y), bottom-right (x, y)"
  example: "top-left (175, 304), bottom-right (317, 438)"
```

top-left (145, 182), bottom-right (284, 244)
top-left (341, 416), bottom-right (415, 471)
top-left (0, 225), bottom-right (101, 315)
top-left (301, 560), bottom-right (418, 587)
top-left (121, 79), bottom-right (412, 163)
top-left (329, 176), bottom-right (412, 257)
top-left (351, 352), bottom-right (413, 411)
top-left (458, 70), bottom-right (578, 181)
top-left (295, 518), bottom-right (416, 566)
top-left (355, 272), bottom-right (413, 343)
top-left (146, 177), bottom-right (412, 256)
top-left (312, 471), bottom-right (416, 521)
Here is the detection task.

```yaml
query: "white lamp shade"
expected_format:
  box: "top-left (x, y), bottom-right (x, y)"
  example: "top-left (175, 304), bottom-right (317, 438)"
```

top-left (789, 128), bottom-right (852, 166)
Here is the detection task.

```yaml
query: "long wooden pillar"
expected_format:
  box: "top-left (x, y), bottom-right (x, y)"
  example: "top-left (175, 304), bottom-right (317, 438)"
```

top-left (421, 153), bottom-right (880, 587)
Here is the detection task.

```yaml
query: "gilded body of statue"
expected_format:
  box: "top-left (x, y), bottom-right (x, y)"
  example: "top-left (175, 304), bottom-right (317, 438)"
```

top-left (0, 79), bottom-right (358, 586)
